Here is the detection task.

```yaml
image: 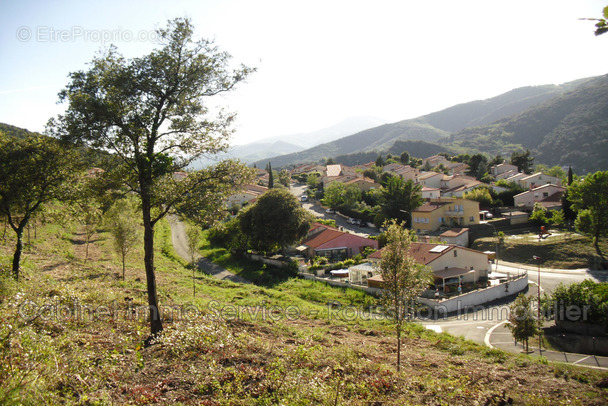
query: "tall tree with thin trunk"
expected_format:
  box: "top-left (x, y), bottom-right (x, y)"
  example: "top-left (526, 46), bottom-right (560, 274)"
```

top-left (105, 199), bottom-right (140, 280)
top-left (0, 133), bottom-right (79, 280)
top-left (376, 220), bottom-right (433, 372)
top-left (50, 18), bottom-right (255, 341)
top-left (186, 223), bottom-right (202, 297)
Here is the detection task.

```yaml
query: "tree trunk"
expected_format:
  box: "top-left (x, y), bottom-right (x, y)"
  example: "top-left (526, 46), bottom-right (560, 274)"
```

top-left (122, 251), bottom-right (126, 280)
top-left (142, 196), bottom-right (163, 343)
top-left (12, 228), bottom-right (24, 281)
top-left (396, 325), bottom-right (401, 372)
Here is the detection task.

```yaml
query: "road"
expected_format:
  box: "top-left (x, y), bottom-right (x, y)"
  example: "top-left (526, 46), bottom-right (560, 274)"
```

top-left (168, 216), bottom-right (250, 284)
top-left (291, 182), bottom-right (379, 238)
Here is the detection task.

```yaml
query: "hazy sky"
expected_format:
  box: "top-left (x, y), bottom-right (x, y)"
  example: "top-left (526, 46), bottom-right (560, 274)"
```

top-left (1, 0), bottom-right (607, 146)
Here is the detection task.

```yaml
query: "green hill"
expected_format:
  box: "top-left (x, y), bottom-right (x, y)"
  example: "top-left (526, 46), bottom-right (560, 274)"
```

top-left (259, 80), bottom-right (577, 168)
top-left (449, 75), bottom-right (608, 172)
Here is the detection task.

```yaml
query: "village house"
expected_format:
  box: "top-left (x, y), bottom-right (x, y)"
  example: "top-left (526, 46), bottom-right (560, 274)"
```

top-left (320, 164), bottom-right (360, 188)
top-left (446, 162), bottom-right (469, 176)
top-left (490, 162), bottom-right (519, 178)
top-left (518, 172), bottom-right (562, 189)
top-left (298, 223), bottom-right (378, 262)
top-left (421, 186), bottom-right (441, 199)
top-left (359, 242), bottom-right (489, 293)
top-left (226, 184), bottom-right (268, 208)
top-left (343, 177), bottom-right (381, 193)
top-left (422, 154), bottom-right (450, 167)
top-left (411, 198), bottom-right (480, 233)
top-left (439, 228), bottom-right (470, 247)
top-left (418, 171), bottom-right (444, 189)
top-left (513, 184), bottom-right (566, 210)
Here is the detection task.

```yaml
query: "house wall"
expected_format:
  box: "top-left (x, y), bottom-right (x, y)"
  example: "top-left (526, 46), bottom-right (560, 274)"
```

top-left (441, 232), bottom-right (469, 247)
top-left (419, 173), bottom-right (443, 189)
top-left (519, 173), bottom-right (561, 189)
top-left (428, 248), bottom-right (490, 279)
top-left (514, 185), bottom-right (564, 208)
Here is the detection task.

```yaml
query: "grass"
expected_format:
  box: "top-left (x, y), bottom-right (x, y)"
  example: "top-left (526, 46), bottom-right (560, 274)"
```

top-left (1, 214), bottom-right (607, 404)
top-left (472, 231), bottom-right (608, 269)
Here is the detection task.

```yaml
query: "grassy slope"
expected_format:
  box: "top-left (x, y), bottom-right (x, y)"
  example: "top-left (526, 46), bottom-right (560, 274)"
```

top-left (1, 218), bottom-right (607, 405)
top-left (472, 232), bottom-right (608, 269)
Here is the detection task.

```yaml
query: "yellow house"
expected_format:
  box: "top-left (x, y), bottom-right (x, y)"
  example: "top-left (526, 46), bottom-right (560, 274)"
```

top-left (412, 198), bottom-right (480, 233)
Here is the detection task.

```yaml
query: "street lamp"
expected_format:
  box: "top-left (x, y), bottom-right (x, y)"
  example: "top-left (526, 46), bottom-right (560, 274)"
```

top-left (533, 255), bottom-right (542, 354)
top-left (485, 222), bottom-right (498, 273)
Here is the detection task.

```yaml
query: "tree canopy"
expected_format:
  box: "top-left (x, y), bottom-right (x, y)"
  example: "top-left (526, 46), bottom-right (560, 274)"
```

top-left (50, 17), bottom-right (254, 339)
top-left (0, 133), bottom-right (80, 280)
top-left (568, 171), bottom-right (608, 261)
top-left (380, 177), bottom-right (423, 227)
top-left (239, 188), bottom-right (314, 254)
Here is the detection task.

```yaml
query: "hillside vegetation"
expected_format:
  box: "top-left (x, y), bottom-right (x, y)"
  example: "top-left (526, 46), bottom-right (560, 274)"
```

top-left (256, 75), bottom-right (608, 173)
top-left (1, 213), bottom-right (608, 404)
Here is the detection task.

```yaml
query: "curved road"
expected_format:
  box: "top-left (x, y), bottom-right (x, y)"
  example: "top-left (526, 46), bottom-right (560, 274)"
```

top-left (168, 216), bottom-right (250, 284)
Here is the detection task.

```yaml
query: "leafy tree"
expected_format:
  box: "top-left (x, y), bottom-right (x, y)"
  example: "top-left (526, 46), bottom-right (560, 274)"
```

top-left (507, 293), bottom-right (539, 353)
top-left (0, 133), bottom-right (80, 280)
top-left (463, 187), bottom-right (493, 208)
top-left (510, 150), bottom-right (534, 174)
top-left (529, 202), bottom-right (548, 226)
top-left (343, 184), bottom-right (362, 208)
top-left (105, 198), bottom-right (140, 280)
top-left (375, 155), bottom-right (385, 168)
top-left (321, 181), bottom-right (346, 209)
top-left (466, 153), bottom-right (488, 179)
top-left (239, 188), bottom-right (314, 254)
top-left (66, 175), bottom-right (104, 263)
top-left (278, 169), bottom-right (291, 188)
top-left (363, 167), bottom-right (381, 182)
top-left (549, 210), bottom-right (566, 228)
top-left (306, 173), bottom-right (320, 189)
top-left (399, 151), bottom-right (410, 165)
top-left (376, 220), bottom-right (433, 371)
top-left (50, 18), bottom-right (254, 339)
top-left (568, 171), bottom-right (608, 260)
top-left (380, 177), bottom-right (423, 227)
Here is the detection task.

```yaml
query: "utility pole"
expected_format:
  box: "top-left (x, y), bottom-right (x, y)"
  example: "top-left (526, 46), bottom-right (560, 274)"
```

top-left (533, 255), bottom-right (542, 353)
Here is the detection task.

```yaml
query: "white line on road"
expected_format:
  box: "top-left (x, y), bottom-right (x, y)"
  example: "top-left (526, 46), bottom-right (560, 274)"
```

top-left (484, 320), bottom-right (508, 348)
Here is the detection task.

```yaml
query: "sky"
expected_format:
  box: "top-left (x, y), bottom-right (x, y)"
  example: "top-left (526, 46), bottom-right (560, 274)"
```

top-left (1, 0), bottom-right (607, 146)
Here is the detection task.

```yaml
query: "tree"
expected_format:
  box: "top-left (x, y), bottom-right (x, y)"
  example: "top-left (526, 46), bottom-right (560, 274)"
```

top-left (267, 162), bottom-right (274, 188)
top-left (510, 150), bottom-right (534, 174)
top-left (239, 188), bottom-right (314, 254)
top-left (375, 155), bottom-right (385, 168)
top-left (321, 181), bottom-right (346, 209)
top-left (186, 223), bottom-right (202, 297)
top-left (105, 199), bottom-right (140, 280)
top-left (0, 133), bottom-right (79, 280)
top-left (529, 202), bottom-right (548, 226)
top-left (50, 18), bottom-right (254, 339)
top-left (380, 177), bottom-right (423, 227)
top-left (507, 293), bottom-right (539, 353)
top-left (463, 187), bottom-right (493, 208)
top-left (67, 175), bottom-right (104, 263)
top-left (399, 151), bottom-right (410, 165)
top-left (278, 169), bottom-right (291, 188)
top-left (306, 173), bottom-right (320, 189)
top-left (568, 171), bottom-right (608, 260)
top-left (466, 153), bottom-right (488, 179)
top-left (376, 220), bottom-right (433, 371)
top-left (562, 166), bottom-right (576, 223)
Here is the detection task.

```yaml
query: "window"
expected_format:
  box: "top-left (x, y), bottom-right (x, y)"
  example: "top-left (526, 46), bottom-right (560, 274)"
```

top-left (469, 216), bottom-right (474, 222)
top-left (453, 250), bottom-right (458, 257)
top-left (543, 192), bottom-right (549, 198)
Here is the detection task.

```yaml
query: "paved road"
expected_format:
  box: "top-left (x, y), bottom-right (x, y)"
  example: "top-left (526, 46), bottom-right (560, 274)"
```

top-left (420, 262), bottom-right (608, 369)
top-left (291, 182), bottom-right (379, 238)
top-left (168, 216), bottom-right (250, 284)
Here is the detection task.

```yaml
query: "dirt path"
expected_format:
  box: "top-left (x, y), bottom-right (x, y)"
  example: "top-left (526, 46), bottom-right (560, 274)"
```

top-left (168, 216), bottom-right (250, 284)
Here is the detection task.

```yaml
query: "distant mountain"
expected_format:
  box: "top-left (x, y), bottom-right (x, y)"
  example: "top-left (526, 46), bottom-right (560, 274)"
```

top-left (258, 81), bottom-right (575, 168)
top-left (449, 75), bottom-right (608, 173)
top-left (190, 116), bottom-right (387, 168)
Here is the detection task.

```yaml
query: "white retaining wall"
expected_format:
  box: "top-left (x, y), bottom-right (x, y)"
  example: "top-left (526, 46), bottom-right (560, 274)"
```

top-left (419, 274), bottom-right (528, 315)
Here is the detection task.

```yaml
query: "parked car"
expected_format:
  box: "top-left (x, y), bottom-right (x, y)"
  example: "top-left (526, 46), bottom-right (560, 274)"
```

top-left (326, 208), bottom-right (335, 214)
top-left (300, 195), bottom-right (308, 202)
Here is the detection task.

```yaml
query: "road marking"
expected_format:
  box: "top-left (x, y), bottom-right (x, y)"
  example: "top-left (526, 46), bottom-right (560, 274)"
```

top-left (572, 355), bottom-right (591, 365)
top-left (425, 325), bottom-right (442, 333)
top-left (484, 320), bottom-right (508, 348)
